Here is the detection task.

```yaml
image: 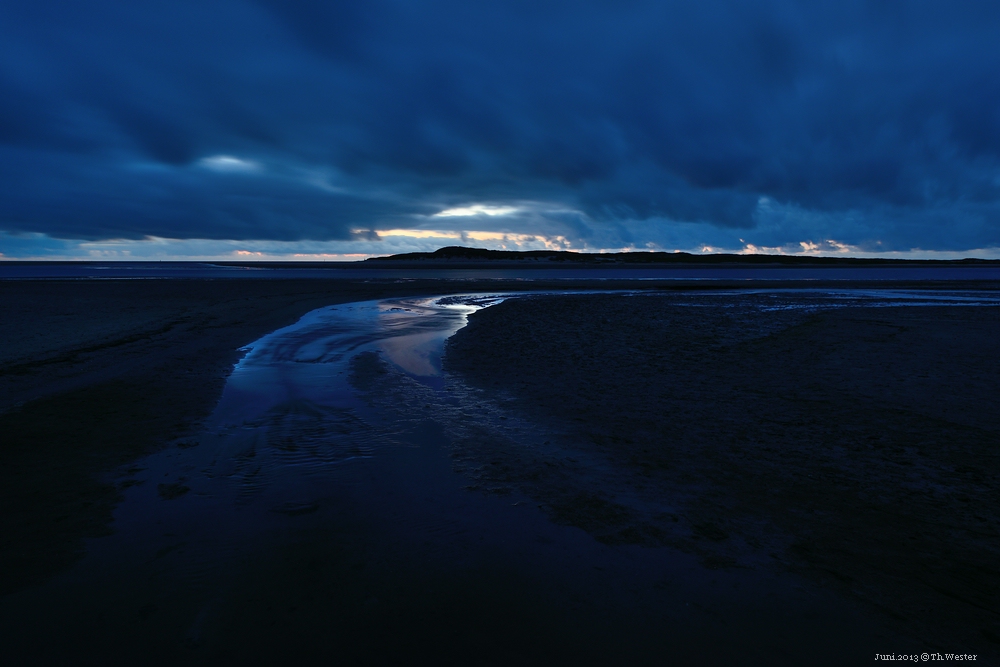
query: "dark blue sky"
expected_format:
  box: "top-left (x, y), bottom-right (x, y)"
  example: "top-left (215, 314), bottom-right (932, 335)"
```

top-left (2, 0), bottom-right (1000, 258)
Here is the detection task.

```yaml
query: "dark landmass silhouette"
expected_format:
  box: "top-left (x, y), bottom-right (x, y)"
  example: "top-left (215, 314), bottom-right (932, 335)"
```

top-left (365, 245), bottom-right (1000, 266)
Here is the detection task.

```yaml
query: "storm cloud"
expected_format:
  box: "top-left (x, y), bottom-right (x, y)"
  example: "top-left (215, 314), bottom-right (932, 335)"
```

top-left (2, 0), bottom-right (1000, 255)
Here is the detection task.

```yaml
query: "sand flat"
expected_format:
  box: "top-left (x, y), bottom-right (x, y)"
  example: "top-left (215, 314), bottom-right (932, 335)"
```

top-left (2, 279), bottom-right (998, 663)
top-left (0, 276), bottom-right (681, 596)
top-left (0, 278), bottom-right (486, 595)
top-left (444, 292), bottom-right (1000, 655)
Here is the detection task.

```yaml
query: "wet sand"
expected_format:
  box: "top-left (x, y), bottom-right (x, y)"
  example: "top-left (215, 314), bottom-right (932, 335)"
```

top-left (2, 278), bottom-right (998, 664)
top-left (444, 292), bottom-right (1000, 658)
top-left (0, 278), bottom-right (541, 597)
top-left (0, 276), bottom-right (722, 598)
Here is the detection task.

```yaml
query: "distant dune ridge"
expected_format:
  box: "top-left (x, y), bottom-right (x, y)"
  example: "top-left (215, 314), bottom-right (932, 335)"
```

top-left (366, 245), bottom-right (1000, 265)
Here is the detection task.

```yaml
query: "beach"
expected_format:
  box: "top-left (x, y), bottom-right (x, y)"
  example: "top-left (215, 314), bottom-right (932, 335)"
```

top-left (1, 279), bottom-right (380, 595)
top-left (445, 292), bottom-right (1000, 654)
top-left (0, 275), bottom-right (703, 597)
top-left (1, 277), bottom-right (998, 663)
top-left (1, 277), bottom-right (533, 597)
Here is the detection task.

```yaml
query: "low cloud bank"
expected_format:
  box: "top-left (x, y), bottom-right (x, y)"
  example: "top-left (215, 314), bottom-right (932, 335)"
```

top-left (2, 1), bottom-right (1000, 257)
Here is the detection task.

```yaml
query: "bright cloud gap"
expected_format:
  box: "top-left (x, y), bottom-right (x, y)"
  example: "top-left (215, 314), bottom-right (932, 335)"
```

top-left (432, 205), bottom-right (521, 218)
top-left (197, 155), bottom-right (262, 173)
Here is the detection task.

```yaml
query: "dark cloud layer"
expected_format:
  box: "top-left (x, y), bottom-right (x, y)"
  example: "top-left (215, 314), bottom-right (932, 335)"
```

top-left (1, 0), bottom-right (999, 251)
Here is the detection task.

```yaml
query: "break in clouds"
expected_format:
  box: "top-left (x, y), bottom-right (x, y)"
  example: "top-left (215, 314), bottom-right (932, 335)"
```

top-left (2, 0), bottom-right (1000, 257)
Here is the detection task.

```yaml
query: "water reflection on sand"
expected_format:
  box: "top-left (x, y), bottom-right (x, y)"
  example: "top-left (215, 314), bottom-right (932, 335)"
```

top-left (4, 288), bottom-right (996, 664)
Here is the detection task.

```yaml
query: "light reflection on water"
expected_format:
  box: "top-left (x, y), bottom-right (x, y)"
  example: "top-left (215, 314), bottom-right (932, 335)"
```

top-left (235, 294), bottom-right (506, 374)
top-left (194, 294), bottom-right (508, 493)
top-left (98, 286), bottom-right (999, 561)
top-left (32, 287), bottom-right (1000, 551)
top-left (3, 287), bottom-right (993, 661)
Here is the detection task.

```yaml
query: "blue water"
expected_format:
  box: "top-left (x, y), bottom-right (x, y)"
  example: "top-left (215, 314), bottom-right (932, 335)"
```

top-left (2, 260), bottom-right (1000, 281)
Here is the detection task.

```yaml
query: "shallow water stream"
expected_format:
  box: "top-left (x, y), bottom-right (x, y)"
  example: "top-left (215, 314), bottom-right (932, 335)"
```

top-left (8, 290), bottom-right (982, 664)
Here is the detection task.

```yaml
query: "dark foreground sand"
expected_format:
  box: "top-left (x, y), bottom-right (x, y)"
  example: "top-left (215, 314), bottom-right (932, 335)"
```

top-left (0, 277), bottom-right (566, 597)
top-left (0, 276), bottom-right (720, 599)
top-left (0, 279), bottom-right (389, 596)
top-left (3, 278), bottom-right (998, 663)
top-left (445, 293), bottom-right (1000, 655)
